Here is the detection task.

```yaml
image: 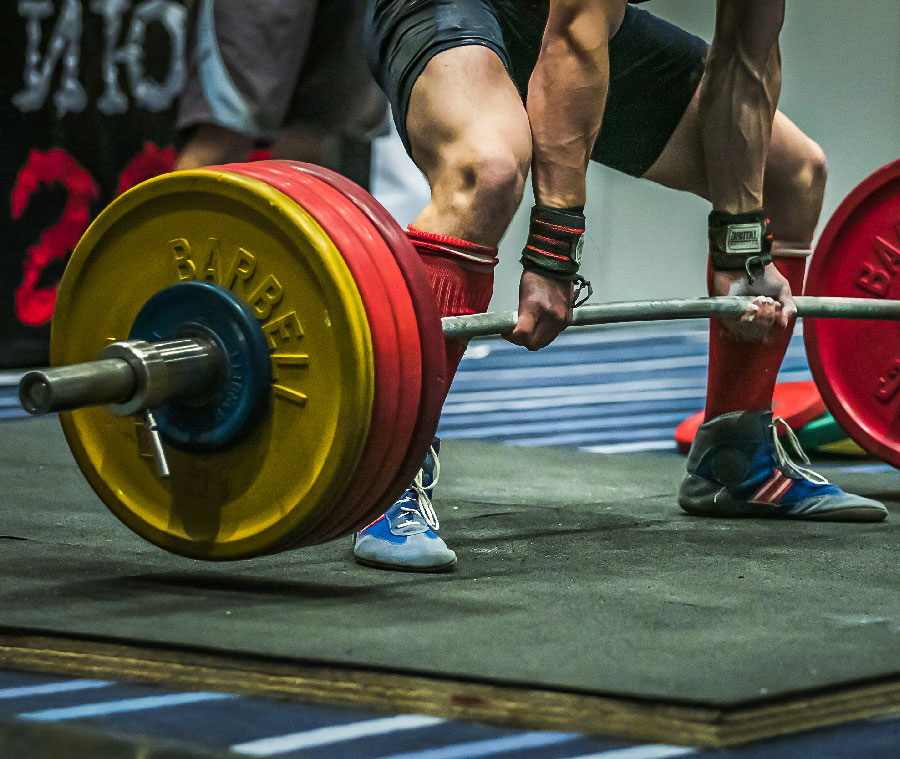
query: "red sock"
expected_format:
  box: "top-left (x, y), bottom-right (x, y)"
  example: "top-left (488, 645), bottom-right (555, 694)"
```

top-left (407, 226), bottom-right (497, 384)
top-left (704, 244), bottom-right (810, 421)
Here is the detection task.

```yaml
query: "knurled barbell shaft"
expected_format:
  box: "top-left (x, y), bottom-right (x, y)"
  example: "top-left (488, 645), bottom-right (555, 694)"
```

top-left (20, 295), bottom-right (900, 416)
top-left (441, 295), bottom-right (900, 338)
top-left (19, 337), bottom-right (221, 416)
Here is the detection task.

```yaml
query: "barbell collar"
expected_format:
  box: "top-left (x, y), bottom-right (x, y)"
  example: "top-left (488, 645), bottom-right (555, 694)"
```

top-left (440, 296), bottom-right (900, 339)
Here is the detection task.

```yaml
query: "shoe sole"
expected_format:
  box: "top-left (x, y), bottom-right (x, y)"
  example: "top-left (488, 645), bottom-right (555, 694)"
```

top-left (680, 503), bottom-right (887, 523)
top-left (353, 556), bottom-right (457, 573)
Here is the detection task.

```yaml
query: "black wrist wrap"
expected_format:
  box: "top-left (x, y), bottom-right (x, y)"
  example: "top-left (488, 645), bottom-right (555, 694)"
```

top-left (520, 205), bottom-right (585, 282)
top-left (708, 209), bottom-right (773, 281)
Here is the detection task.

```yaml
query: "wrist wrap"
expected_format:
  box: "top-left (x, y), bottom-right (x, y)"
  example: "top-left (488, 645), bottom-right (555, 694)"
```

top-left (708, 209), bottom-right (773, 281)
top-left (521, 205), bottom-right (593, 306)
top-left (521, 205), bottom-right (585, 281)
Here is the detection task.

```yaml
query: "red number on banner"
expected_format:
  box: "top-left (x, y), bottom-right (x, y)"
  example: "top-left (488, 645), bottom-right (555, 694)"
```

top-left (10, 149), bottom-right (100, 326)
top-left (115, 141), bottom-right (177, 196)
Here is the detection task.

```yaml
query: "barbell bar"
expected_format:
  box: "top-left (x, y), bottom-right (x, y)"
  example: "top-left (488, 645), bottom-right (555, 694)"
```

top-left (441, 295), bottom-right (900, 338)
top-left (21, 294), bottom-right (900, 418)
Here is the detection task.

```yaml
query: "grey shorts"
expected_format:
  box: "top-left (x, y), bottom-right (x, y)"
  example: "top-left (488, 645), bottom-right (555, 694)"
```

top-left (366, 0), bottom-right (708, 177)
top-left (178, 0), bottom-right (386, 142)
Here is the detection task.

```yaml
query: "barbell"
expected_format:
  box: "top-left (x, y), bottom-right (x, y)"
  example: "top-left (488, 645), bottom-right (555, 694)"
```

top-left (19, 158), bottom-right (900, 560)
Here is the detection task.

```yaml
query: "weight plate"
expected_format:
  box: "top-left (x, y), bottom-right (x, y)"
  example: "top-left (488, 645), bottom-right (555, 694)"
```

top-left (52, 170), bottom-right (374, 560)
top-left (129, 281), bottom-right (273, 452)
top-left (805, 158), bottom-right (900, 468)
top-left (219, 162), bottom-right (422, 543)
top-left (815, 438), bottom-right (871, 457)
top-left (279, 162), bottom-right (449, 535)
top-left (794, 412), bottom-right (847, 450)
top-left (674, 381), bottom-right (826, 454)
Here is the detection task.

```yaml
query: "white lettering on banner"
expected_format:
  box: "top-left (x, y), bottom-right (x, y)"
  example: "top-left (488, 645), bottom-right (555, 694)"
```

top-left (91, 0), bottom-right (131, 114)
top-left (14, 0), bottom-right (87, 115)
top-left (13, 0), bottom-right (188, 116)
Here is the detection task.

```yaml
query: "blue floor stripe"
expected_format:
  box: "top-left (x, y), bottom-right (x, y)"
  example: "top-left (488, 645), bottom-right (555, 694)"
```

top-left (374, 731), bottom-right (580, 759)
top-left (19, 691), bottom-right (235, 721)
top-left (0, 680), bottom-right (113, 699)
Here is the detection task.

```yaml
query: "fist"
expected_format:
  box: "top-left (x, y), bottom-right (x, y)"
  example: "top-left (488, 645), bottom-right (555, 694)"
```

top-left (506, 270), bottom-right (573, 351)
top-left (711, 264), bottom-right (797, 342)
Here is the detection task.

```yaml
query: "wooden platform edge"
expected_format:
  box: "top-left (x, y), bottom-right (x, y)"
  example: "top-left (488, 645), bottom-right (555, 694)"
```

top-left (2, 628), bottom-right (900, 748)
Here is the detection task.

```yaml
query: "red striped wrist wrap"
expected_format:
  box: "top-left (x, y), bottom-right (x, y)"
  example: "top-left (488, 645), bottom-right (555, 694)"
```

top-left (520, 205), bottom-right (585, 282)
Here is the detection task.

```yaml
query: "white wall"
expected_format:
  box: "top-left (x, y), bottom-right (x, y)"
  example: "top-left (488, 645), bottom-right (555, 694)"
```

top-left (373, 1), bottom-right (900, 310)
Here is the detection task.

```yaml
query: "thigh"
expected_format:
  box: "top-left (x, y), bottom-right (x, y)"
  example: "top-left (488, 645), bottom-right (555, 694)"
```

top-left (644, 96), bottom-right (820, 203)
top-left (366, 0), bottom-right (513, 155)
top-left (406, 45), bottom-right (530, 179)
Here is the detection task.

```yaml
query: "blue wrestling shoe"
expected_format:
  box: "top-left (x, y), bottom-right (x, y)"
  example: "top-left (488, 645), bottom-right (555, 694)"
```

top-left (679, 410), bottom-right (887, 521)
top-left (353, 440), bottom-right (457, 572)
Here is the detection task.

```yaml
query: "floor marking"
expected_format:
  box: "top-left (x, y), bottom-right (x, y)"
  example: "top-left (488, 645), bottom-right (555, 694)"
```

top-left (0, 679), bottom-right (113, 699)
top-left (561, 745), bottom-right (697, 759)
top-left (440, 411), bottom-right (691, 440)
top-left (442, 370), bottom-right (811, 413)
top-left (823, 462), bottom-right (895, 474)
top-left (580, 440), bottom-right (675, 454)
top-left (453, 355), bottom-right (710, 383)
top-left (18, 691), bottom-right (234, 721)
top-left (231, 714), bottom-right (445, 756)
top-left (512, 426), bottom-right (680, 448)
top-left (373, 731), bottom-right (579, 759)
top-left (454, 345), bottom-right (808, 384)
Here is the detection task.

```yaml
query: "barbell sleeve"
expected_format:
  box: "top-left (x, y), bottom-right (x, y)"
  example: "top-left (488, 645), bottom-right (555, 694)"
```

top-left (440, 295), bottom-right (900, 339)
top-left (19, 359), bottom-right (136, 415)
top-left (19, 337), bottom-right (221, 416)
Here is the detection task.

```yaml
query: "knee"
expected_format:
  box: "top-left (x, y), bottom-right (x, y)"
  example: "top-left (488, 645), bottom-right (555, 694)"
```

top-left (765, 137), bottom-right (827, 239)
top-left (459, 145), bottom-right (531, 220)
top-left (791, 139), bottom-right (828, 204)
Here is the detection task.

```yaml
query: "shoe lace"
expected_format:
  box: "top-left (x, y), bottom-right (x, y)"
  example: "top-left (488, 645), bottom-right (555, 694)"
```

top-left (771, 416), bottom-right (829, 485)
top-left (395, 445), bottom-right (441, 530)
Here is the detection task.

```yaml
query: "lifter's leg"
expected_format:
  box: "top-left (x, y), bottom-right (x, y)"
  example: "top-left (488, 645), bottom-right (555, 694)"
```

top-left (353, 45), bottom-right (533, 571)
top-left (644, 3), bottom-right (885, 521)
top-left (406, 46), bottom-right (532, 376)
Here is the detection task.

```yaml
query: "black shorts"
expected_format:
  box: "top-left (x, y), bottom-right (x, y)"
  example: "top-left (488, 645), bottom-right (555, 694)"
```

top-left (365, 0), bottom-right (707, 177)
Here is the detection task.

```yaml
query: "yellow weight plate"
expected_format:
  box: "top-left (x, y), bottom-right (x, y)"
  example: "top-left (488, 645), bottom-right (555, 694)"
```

top-left (816, 438), bottom-right (871, 457)
top-left (52, 171), bottom-right (374, 560)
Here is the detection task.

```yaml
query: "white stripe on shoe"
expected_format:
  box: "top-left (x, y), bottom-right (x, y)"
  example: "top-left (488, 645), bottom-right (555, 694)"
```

top-left (750, 471), bottom-right (784, 502)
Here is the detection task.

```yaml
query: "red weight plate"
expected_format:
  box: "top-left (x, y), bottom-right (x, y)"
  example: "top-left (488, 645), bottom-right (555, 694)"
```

top-left (269, 161), bottom-right (448, 536)
top-left (214, 162), bottom-right (421, 543)
top-left (230, 162), bottom-right (421, 542)
top-left (805, 159), bottom-right (900, 468)
top-left (674, 380), bottom-right (827, 454)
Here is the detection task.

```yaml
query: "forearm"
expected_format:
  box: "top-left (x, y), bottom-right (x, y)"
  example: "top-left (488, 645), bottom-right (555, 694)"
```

top-left (699, 0), bottom-right (785, 213)
top-left (528, 1), bottom-right (619, 208)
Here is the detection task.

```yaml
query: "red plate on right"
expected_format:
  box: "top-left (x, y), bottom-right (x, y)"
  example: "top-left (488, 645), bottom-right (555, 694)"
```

top-left (804, 158), bottom-right (900, 468)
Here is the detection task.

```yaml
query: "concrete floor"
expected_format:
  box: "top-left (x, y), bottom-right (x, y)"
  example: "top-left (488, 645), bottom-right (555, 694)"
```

top-left (2, 417), bottom-right (899, 708)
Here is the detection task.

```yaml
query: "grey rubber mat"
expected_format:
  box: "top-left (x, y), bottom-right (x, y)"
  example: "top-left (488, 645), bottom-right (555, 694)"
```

top-left (2, 417), bottom-right (899, 705)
